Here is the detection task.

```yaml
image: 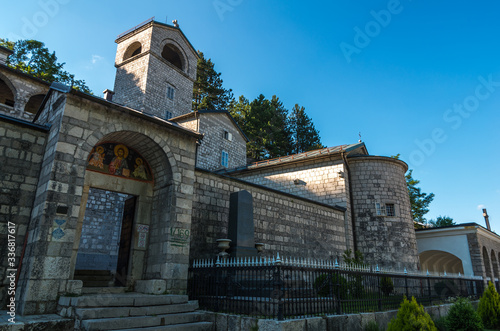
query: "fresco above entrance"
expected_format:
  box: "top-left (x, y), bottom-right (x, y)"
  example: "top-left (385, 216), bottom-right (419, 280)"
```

top-left (86, 142), bottom-right (153, 182)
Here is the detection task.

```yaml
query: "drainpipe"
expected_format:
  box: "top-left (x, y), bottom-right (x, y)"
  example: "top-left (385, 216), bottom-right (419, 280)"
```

top-left (341, 151), bottom-right (358, 252)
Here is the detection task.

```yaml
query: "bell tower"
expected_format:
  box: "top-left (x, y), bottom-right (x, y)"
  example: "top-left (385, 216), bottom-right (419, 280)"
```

top-left (113, 18), bottom-right (198, 119)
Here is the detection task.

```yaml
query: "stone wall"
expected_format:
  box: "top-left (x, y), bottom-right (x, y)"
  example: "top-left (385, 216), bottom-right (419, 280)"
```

top-left (348, 156), bottom-right (419, 270)
top-left (191, 169), bottom-right (347, 260)
top-left (231, 157), bottom-right (354, 252)
top-left (0, 118), bottom-right (48, 309)
top-left (75, 188), bottom-right (131, 271)
top-left (473, 229), bottom-right (500, 280)
top-left (233, 158), bottom-right (348, 208)
top-left (197, 113), bottom-right (247, 171)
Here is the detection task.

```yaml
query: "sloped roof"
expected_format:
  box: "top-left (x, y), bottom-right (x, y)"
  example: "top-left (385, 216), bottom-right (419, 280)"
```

top-left (217, 142), bottom-right (368, 174)
top-left (169, 109), bottom-right (249, 142)
top-left (115, 18), bottom-right (198, 58)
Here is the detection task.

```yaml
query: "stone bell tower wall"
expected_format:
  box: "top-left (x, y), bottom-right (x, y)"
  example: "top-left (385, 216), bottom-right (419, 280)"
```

top-left (348, 156), bottom-right (419, 271)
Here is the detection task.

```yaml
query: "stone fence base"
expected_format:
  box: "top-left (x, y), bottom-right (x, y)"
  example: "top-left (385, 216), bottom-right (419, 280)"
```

top-left (205, 301), bottom-right (477, 331)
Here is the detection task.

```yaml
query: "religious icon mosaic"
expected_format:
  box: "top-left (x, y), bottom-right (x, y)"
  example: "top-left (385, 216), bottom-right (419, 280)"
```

top-left (86, 142), bottom-right (153, 182)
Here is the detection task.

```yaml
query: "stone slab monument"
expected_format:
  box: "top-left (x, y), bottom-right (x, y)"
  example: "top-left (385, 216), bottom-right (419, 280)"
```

top-left (228, 190), bottom-right (258, 257)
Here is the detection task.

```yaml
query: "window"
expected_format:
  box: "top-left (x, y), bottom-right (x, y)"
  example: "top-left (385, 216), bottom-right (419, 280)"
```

top-left (164, 111), bottom-right (172, 120)
top-left (167, 86), bottom-right (175, 100)
top-left (375, 203), bottom-right (396, 216)
top-left (385, 203), bottom-right (395, 217)
top-left (223, 130), bottom-right (232, 141)
top-left (221, 150), bottom-right (228, 167)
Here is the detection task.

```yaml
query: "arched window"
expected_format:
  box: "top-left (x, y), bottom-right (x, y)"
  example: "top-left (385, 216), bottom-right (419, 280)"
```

top-left (24, 94), bottom-right (45, 114)
top-left (0, 78), bottom-right (15, 107)
top-left (123, 42), bottom-right (142, 61)
top-left (161, 44), bottom-right (183, 71)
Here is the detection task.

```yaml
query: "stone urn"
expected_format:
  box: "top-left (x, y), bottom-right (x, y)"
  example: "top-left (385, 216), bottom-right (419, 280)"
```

top-left (216, 239), bottom-right (232, 258)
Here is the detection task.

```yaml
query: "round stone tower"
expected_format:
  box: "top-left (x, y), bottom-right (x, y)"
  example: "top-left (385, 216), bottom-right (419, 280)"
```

top-left (348, 156), bottom-right (419, 271)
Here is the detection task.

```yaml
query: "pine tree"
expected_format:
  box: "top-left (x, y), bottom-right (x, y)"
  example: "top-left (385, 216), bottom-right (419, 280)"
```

top-left (406, 169), bottom-right (435, 224)
top-left (192, 51), bottom-right (233, 110)
top-left (289, 104), bottom-right (323, 154)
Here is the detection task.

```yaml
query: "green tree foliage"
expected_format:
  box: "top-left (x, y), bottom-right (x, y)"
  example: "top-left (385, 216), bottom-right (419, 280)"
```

top-left (387, 296), bottom-right (437, 331)
top-left (380, 277), bottom-right (394, 296)
top-left (478, 281), bottom-right (500, 329)
top-left (406, 169), bottom-right (435, 224)
top-left (229, 95), bottom-right (321, 161)
top-left (342, 249), bottom-right (365, 266)
top-left (0, 39), bottom-right (91, 93)
top-left (192, 51), bottom-right (233, 111)
top-left (289, 104), bottom-right (323, 154)
top-left (391, 155), bottom-right (435, 225)
top-left (445, 297), bottom-right (483, 331)
top-left (428, 216), bottom-right (455, 228)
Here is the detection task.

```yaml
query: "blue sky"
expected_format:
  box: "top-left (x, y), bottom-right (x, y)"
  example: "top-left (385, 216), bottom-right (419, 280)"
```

top-left (1, 0), bottom-right (499, 230)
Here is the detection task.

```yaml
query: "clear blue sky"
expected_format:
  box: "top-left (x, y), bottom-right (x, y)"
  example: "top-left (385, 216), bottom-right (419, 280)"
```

top-left (1, 0), bottom-right (499, 231)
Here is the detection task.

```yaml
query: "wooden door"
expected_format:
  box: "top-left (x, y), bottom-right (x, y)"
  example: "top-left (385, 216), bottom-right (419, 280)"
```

top-left (115, 196), bottom-right (136, 286)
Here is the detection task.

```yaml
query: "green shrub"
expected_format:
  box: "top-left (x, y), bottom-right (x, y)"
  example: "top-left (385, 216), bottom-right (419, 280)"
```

top-left (445, 297), bottom-right (483, 331)
top-left (478, 281), bottom-right (500, 329)
top-left (381, 276), bottom-right (394, 296)
top-left (364, 320), bottom-right (380, 331)
top-left (387, 296), bottom-right (437, 331)
top-left (313, 273), bottom-right (348, 298)
top-left (432, 317), bottom-right (448, 331)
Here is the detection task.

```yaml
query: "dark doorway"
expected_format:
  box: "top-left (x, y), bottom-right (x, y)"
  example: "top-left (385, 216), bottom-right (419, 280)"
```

top-left (74, 188), bottom-right (136, 287)
top-left (115, 196), bottom-right (136, 286)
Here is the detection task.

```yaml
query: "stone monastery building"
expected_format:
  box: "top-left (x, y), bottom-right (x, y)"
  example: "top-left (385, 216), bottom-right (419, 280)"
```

top-left (0, 19), bottom-right (498, 316)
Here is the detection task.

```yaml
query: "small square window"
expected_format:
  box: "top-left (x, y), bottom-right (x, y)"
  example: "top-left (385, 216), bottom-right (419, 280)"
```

top-left (221, 150), bottom-right (228, 167)
top-left (375, 203), bottom-right (384, 216)
top-left (223, 130), bottom-right (233, 141)
top-left (385, 204), bottom-right (395, 217)
top-left (167, 86), bottom-right (175, 100)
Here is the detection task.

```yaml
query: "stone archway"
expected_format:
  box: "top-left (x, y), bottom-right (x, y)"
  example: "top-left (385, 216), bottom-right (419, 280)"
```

top-left (492, 249), bottom-right (499, 280)
top-left (70, 131), bottom-right (174, 289)
top-left (483, 247), bottom-right (493, 279)
top-left (419, 250), bottom-right (465, 274)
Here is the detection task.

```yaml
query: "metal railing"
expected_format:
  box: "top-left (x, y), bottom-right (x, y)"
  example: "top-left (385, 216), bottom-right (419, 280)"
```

top-left (188, 255), bottom-right (484, 320)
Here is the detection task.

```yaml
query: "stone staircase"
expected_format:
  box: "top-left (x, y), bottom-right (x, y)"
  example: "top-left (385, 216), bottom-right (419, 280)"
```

top-left (58, 293), bottom-right (213, 330)
top-left (74, 270), bottom-right (115, 287)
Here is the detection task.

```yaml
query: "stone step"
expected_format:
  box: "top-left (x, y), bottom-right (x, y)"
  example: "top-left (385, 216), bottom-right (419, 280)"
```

top-left (75, 275), bottom-right (114, 281)
top-left (75, 269), bottom-right (114, 276)
top-left (114, 321), bottom-right (213, 331)
top-left (82, 287), bottom-right (126, 294)
top-left (81, 311), bottom-right (208, 330)
top-left (59, 293), bottom-right (189, 308)
top-left (81, 280), bottom-right (115, 287)
top-left (74, 301), bottom-right (199, 319)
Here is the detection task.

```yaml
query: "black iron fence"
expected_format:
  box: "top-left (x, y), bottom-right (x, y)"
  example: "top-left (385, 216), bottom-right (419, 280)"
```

top-left (188, 255), bottom-right (485, 320)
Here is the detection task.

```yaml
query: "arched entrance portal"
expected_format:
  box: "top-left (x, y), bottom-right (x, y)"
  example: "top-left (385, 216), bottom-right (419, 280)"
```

top-left (419, 250), bottom-right (465, 274)
top-left (70, 131), bottom-right (174, 289)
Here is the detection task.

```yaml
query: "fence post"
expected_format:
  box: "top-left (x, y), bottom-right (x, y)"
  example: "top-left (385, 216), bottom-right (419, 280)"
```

top-left (214, 257), bottom-right (220, 312)
top-left (404, 268), bottom-right (409, 298)
top-left (426, 270), bottom-right (432, 306)
top-left (376, 265), bottom-right (382, 311)
top-left (334, 260), bottom-right (342, 315)
top-left (273, 254), bottom-right (284, 321)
